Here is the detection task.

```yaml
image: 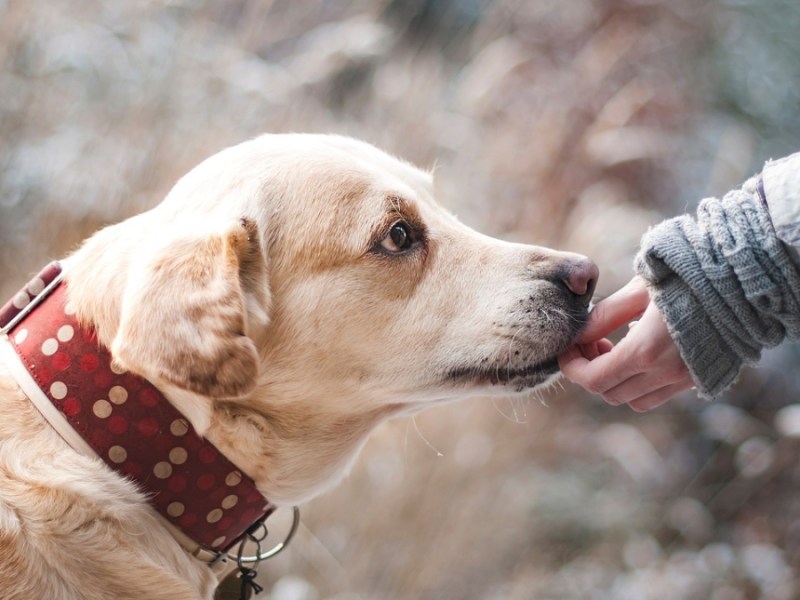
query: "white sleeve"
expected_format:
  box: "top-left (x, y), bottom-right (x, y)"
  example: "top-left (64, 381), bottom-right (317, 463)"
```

top-left (762, 152), bottom-right (800, 249)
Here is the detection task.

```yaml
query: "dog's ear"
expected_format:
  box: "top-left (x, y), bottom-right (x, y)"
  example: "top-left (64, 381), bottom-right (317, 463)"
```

top-left (111, 218), bottom-right (270, 399)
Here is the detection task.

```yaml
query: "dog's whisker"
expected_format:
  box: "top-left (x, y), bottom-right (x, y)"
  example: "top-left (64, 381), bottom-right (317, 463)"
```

top-left (489, 397), bottom-right (525, 424)
top-left (411, 415), bottom-right (443, 457)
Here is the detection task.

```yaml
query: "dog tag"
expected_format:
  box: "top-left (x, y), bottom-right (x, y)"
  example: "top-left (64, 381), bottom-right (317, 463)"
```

top-left (215, 571), bottom-right (253, 600)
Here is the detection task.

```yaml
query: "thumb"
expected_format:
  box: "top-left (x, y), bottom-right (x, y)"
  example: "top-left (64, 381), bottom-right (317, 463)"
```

top-left (576, 276), bottom-right (650, 343)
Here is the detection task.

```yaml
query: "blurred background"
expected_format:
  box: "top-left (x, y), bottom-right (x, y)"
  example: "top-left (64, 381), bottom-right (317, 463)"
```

top-left (2, 1), bottom-right (800, 598)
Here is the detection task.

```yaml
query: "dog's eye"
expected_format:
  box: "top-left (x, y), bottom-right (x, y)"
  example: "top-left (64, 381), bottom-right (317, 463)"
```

top-left (380, 222), bottom-right (414, 253)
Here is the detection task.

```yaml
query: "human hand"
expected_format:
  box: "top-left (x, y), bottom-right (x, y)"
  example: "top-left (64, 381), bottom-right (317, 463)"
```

top-left (558, 277), bottom-right (694, 412)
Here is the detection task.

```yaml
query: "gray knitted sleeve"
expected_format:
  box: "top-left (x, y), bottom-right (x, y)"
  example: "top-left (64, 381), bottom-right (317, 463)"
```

top-left (634, 176), bottom-right (800, 399)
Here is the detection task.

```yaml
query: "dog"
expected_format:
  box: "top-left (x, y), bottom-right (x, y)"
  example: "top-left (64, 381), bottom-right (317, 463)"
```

top-left (0, 134), bottom-right (597, 599)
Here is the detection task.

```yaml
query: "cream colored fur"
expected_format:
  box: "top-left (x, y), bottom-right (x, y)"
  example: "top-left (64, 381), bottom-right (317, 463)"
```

top-left (0, 134), bottom-right (594, 599)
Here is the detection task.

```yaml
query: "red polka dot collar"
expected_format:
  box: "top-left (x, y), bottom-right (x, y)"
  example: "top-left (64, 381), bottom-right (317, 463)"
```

top-left (0, 262), bottom-right (278, 560)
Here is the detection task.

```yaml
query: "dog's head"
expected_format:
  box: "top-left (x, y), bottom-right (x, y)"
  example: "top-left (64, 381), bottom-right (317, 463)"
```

top-left (65, 134), bottom-right (596, 503)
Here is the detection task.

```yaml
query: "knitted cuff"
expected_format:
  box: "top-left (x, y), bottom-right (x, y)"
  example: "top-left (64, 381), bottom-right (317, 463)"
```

top-left (635, 177), bottom-right (800, 399)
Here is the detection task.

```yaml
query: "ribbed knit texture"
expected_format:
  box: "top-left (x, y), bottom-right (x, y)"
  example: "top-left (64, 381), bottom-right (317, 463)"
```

top-left (634, 176), bottom-right (800, 399)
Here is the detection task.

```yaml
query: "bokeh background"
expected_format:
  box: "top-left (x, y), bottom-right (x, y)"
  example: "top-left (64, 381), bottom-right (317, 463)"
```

top-left (2, 1), bottom-right (800, 599)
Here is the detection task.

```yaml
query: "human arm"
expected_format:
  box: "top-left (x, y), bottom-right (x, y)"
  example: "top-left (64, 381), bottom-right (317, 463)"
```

top-left (560, 152), bottom-right (800, 408)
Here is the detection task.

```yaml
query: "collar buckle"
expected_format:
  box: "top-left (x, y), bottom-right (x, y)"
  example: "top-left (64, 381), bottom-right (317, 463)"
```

top-left (230, 505), bottom-right (300, 564)
top-left (219, 506), bottom-right (300, 600)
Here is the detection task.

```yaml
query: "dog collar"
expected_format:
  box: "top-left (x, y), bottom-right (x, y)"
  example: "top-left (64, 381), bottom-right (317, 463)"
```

top-left (0, 262), bottom-right (279, 561)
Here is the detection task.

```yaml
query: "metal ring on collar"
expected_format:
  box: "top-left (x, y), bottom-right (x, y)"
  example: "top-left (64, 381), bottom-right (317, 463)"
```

top-left (230, 506), bottom-right (300, 564)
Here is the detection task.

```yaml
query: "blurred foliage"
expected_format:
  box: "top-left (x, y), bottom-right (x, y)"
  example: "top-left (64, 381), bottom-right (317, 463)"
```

top-left (2, 1), bottom-right (800, 599)
top-left (705, 0), bottom-right (800, 159)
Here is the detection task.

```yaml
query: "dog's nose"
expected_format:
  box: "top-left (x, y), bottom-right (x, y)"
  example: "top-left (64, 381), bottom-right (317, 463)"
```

top-left (561, 257), bottom-right (598, 305)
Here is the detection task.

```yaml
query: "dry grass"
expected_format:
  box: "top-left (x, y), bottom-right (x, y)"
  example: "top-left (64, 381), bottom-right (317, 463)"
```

top-left (2, 1), bottom-right (800, 599)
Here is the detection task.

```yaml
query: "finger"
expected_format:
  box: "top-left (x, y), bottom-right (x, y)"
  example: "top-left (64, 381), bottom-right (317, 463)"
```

top-left (558, 342), bottom-right (641, 394)
top-left (627, 381), bottom-right (695, 412)
top-left (575, 338), bottom-right (614, 360)
top-left (558, 337), bottom-right (614, 363)
top-left (576, 277), bottom-right (650, 343)
top-left (597, 339), bottom-right (614, 354)
top-left (578, 342), bottom-right (600, 361)
top-left (558, 344), bottom-right (585, 368)
top-left (601, 369), bottom-right (688, 406)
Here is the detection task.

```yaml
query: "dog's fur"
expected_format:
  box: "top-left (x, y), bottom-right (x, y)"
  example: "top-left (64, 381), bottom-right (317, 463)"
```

top-left (0, 134), bottom-right (595, 599)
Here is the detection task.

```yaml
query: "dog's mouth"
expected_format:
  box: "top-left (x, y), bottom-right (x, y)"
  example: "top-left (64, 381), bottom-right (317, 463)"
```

top-left (444, 313), bottom-right (588, 391)
top-left (446, 356), bottom-right (560, 391)
top-left (443, 298), bottom-right (591, 392)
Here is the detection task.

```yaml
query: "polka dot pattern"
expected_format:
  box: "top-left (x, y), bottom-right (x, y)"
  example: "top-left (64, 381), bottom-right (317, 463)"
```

top-left (41, 338), bottom-right (58, 356)
top-left (28, 277), bottom-right (45, 296)
top-left (109, 385), bottom-right (128, 405)
top-left (170, 419), bottom-right (189, 437)
top-left (57, 324), bottom-right (74, 342)
top-left (5, 271), bottom-right (275, 553)
top-left (167, 501), bottom-right (185, 517)
top-left (206, 508), bottom-right (223, 524)
top-left (169, 447), bottom-right (188, 465)
top-left (108, 445), bottom-right (127, 464)
top-left (50, 381), bottom-right (67, 400)
top-left (0, 262), bottom-right (62, 329)
top-left (93, 399), bottom-right (112, 419)
top-left (12, 291), bottom-right (30, 310)
top-left (153, 461), bottom-right (173, 479)
top-left (225, 471), bottom-right (242, 487)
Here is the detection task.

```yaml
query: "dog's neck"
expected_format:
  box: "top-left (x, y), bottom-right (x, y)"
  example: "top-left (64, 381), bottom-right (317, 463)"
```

top-left (203, 396), bottom-right (400, 505)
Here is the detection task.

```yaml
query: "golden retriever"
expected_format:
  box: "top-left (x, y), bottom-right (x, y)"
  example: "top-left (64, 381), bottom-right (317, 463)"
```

top-left (0, 134), bottom-right (597, 599)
